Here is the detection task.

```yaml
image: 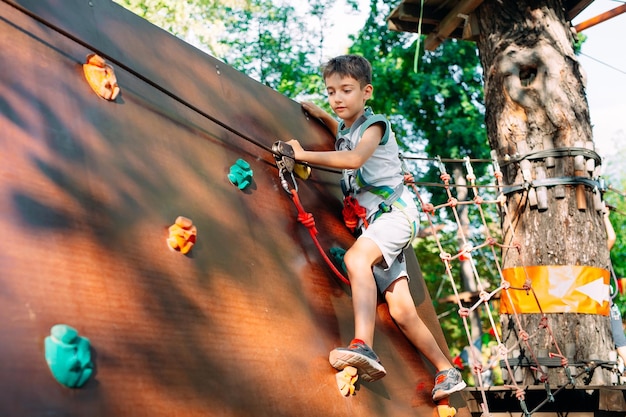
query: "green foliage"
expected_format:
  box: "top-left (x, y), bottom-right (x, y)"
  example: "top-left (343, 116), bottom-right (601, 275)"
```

top-left (573, 32), bottom-right (587, 55)
top-left (113, 0), bottom-right (227, 54)
top-left (114, 0), bottom-right (359, 98)
top-left (217, 1), bottom-right (311, 95)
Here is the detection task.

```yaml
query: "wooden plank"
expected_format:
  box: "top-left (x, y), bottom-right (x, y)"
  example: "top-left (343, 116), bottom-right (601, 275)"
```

top-left (423, 0), bottom-right (484, 50)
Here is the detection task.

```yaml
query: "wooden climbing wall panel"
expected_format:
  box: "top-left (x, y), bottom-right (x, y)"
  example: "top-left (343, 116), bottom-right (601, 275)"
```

top-left (0, 0), bottom-right (468, 416)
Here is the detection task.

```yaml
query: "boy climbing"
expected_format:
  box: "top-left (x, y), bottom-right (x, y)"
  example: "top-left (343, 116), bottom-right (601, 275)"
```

top-left (286, 54), bottom-right (466, 401)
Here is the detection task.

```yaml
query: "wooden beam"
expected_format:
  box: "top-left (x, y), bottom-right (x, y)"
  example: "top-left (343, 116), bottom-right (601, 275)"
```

top-left (424, 0), bottom-right (484, 50)
top-left (574, 3), bottom-right (626, 32)
top-left (396, 3), bottom-right (441, 25)
top-left (566, 0), bottom-right (595, 20)
top-left (387, 3), bottom-right (442, 34)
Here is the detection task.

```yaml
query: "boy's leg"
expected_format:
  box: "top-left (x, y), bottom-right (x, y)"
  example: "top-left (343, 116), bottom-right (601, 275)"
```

top-left (384, 278), bottom-right (466, 400)
top-left (329, 237), bottom-right (386, 382)
top-left (344, 237), bottom-right (383, 346)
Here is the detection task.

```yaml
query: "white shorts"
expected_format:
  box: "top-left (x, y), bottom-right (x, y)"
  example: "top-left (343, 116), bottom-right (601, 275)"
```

top-left (360, 206), bottom-right (419, 293)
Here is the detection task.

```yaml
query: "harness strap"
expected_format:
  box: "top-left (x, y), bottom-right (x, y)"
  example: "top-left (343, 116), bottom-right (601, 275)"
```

top-left (342, 185), bottom-right (418, 250)
top-left (368, 182), bottom-right (405, 217)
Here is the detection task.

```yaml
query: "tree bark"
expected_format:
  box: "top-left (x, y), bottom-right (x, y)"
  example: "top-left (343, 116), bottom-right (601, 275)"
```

top-left (474, 0), bottom-right (613, 386)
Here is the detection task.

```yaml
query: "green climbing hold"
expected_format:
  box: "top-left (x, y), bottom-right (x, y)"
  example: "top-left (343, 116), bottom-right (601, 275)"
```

top-left (228, 159), bottom-right (254, 190)
top-left (44, 324), bottom-right (94, 388)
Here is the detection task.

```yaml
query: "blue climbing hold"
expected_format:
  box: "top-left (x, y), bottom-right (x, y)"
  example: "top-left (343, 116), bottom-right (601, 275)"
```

top-left (228, 159), bottom-right (254, 190)
top-left (44, 324), bottom-right (94, 388)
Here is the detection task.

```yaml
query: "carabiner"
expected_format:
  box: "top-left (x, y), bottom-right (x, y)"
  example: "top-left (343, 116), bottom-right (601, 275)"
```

top-left (272, 141), bottom-right (298, 193)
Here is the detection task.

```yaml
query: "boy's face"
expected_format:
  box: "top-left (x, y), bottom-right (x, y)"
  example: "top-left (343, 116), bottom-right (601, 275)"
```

top-left (325, 73), bottom-right (372, 127)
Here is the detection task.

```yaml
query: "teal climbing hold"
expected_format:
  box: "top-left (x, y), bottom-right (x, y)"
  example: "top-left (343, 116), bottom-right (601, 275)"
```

top-left (330, 247), bottom-right (347, 274)
top-left (228, 159), bottom-right (254, 190)
top-left (44, 324), bottom-right (94, 388)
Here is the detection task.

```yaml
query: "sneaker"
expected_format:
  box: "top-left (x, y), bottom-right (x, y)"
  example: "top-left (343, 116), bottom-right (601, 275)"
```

top-left (329, 339), bottom-right (387, 382)
top-left (432, 368), bottom-right (467, 401)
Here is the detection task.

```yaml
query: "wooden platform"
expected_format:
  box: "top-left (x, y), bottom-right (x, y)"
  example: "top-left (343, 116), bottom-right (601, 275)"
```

top-left (465, 384), bottom-right (626, 416)
top-left (0, 1), bottom-right (468, 416)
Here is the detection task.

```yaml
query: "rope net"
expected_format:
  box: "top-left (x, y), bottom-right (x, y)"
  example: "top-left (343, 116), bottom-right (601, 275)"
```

top-left (399, 153), bottom-right (619, 416)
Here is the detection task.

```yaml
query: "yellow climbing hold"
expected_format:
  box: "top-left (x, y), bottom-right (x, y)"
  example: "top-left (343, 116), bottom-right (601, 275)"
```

top-left (167, 216), bottom-right (197, 254)
top-left (293, 163), bottom-right (311, 181)
top-left (433, 403), bottom-right (457, 417)
top-left (335, 366), bottom-right (358, 396)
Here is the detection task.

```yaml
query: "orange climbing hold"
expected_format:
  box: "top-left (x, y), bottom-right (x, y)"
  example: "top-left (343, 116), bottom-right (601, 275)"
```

top-left (83, 54), bottom-right (120, 101)
top-left (167, 216), bottom-right (197, 254)
top-left (335, 366), bottom-right (358, 396)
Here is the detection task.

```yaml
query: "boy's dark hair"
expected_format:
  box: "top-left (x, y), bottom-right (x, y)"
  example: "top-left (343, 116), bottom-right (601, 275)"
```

top-left (322, 55), bottom-right (372, 88)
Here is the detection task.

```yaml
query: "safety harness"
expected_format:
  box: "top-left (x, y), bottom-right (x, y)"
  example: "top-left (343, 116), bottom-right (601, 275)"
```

top-left (336, 111), bottom-right (416, 242)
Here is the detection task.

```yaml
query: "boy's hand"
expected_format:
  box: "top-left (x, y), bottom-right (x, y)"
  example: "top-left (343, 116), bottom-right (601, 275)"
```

top-left (301, 101), bottom-right (339, 137)
top-left (301, 101), bottom-right (328, 120)
top-left (285, 139), bottom-right (304, 160)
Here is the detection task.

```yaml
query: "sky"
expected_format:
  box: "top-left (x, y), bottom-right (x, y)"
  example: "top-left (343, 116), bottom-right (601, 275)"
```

top-left (572, 1), bottom-right (626, 161)
top-left (321, 0), bottom-right (626, 174)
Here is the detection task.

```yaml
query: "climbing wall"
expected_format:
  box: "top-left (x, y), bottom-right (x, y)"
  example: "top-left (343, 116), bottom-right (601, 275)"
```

top-left (0, 0), bottom-right (468, 416)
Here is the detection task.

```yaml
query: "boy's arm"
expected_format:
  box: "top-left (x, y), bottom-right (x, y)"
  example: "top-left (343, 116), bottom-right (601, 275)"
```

top-left (287, 123), bottom-right (383, 170)
top-left (301, 101), bottom-right (339, 137)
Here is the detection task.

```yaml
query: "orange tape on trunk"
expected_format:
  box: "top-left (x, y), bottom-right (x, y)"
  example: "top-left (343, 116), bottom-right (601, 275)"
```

top-left (501, 265), bottom-right (610, 315)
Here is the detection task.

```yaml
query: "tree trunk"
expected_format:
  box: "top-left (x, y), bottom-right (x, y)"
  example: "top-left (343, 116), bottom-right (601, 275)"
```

top-left (475, 0), bottom-right (613, 386)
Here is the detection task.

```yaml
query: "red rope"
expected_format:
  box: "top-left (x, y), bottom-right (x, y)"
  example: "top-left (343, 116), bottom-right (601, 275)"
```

top-left (342, 196), bottom-right (368, 232)
top-left (289, 189), bottom-right (351, 286)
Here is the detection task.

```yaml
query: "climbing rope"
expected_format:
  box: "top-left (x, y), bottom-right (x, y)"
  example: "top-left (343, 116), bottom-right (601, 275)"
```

top-left (289, 189), bottom-right (350, 287)
top-left (273, 142), bottom-right (351, 287)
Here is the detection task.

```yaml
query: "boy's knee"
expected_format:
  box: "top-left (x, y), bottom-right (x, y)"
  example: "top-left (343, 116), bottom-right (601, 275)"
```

top-left (343, 250), bottom-right (366, 272)
top-left (388, 305), bottom-right (408, 325)
top-left (387, 301), bottom-right (416, 326)
top-left (343, 252), bottom-right (377, 286)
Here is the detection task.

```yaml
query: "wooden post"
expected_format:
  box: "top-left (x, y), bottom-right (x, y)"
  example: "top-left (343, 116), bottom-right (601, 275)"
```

top-left (535, 166), bottom-right (548, 210)
top-left (554, 157), bottom-right (566, 199)
top-left (542, 137), bottom-right (555, 168)
top-left (574, 141), bottom-right (587, 210)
